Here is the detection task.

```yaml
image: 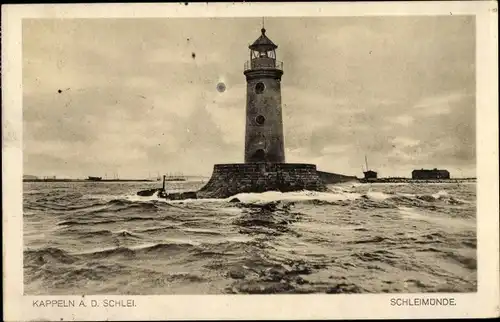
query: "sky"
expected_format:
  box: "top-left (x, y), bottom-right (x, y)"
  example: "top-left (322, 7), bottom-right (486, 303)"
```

top-left (22, 16), bottom-right (476, 179)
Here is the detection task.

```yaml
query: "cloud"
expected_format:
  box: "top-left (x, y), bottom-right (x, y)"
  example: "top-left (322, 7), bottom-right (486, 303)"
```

top-left (392, 137), bottom-right (420, 148)
top-left (413, 91), bottom-right (473, 115)
top-left (390, 115), bottom-right (414, 127)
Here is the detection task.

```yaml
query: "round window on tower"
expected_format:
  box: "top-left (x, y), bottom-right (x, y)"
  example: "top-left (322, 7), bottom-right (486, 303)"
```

top-left (255, 82), bottom-right (265, 94)
top-left (255, 115), bottom-right (266, 125)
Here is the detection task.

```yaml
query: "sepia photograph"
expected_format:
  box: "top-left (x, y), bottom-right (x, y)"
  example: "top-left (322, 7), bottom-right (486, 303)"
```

top-left (3, 1), bottom-right (499, 320)
top-left (22, 14), bottom-right (478, 296)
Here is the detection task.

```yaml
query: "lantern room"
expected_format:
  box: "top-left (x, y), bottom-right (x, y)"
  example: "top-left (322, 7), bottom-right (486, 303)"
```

top-left (245, 28), bottom-right (283, 71)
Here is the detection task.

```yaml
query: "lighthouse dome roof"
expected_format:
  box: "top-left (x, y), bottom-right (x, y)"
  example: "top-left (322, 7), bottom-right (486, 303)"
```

top-left (249, 28), bottom-right (278, 51)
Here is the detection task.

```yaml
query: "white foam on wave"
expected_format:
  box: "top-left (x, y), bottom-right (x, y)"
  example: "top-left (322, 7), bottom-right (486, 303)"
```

top-left (130, 189), bottom-right (401, 205)
top-left (149, 190), bottom-right (362, 205)
top-left (455, 197), bottom-right (473, 204)
top-left (76, 233), bottom-right (256, 256)
top-left (365, 191), bottom-right (393, 201)
top-left (81, 193), bottom-right (158, 203)
top-left (432, 190), bottom-right (449, 199)
top-left (398, 206), bottom-right (475, 229)
top-left (227, 190), bottom-right (362, 204)
top-left (396, 192), bottom-right (417, 198)
top-left (113, 229), bottom-right (140, 236)
top-left (131, 187), bottom-right (463, 207)
top-left (125, 193), bottom-right (164, 203)
top-left (167, 197), bottom-right (228, 205)
top-left (74, 239), bottom-right (202, 255)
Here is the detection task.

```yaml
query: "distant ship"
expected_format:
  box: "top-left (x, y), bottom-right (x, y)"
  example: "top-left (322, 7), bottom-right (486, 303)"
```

top-left (164, 172), bottom-right (186, 182)
top-left (87, 176), bottom-right (102, 181)
top-left (165, 176), bottom-right (186, 182)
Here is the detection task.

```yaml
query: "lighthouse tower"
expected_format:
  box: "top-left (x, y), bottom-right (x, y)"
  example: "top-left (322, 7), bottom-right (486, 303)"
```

top-left (193, 26), bottom-right (330, 199)
top-left (137, 24), bottom-right (356, 200)
top-left (243, 27), bottom-right (285, 163)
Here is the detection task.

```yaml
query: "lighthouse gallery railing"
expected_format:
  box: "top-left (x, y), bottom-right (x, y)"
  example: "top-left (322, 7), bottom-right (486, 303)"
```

top-left (244, 60), bottom-right (283, 72)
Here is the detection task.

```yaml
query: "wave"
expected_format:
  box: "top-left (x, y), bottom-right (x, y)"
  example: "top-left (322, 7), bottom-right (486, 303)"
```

top-left (74, 240), bottom-right (202, 258)
top-left (24, 236), bottom-right (260, 268)
top-left (56, 214), bottom-right (181, 227)
top-left (23, 181), bottom-right (477, 295)
top-left (24, 247), bottom-right (77, 265)
top-left (57, 219), bottom-right (118, 226)
top-left (56, 228), bottom-right (114, 238)
top-left (228, 190), bottom-right (362, 204)
top-left (115, 230), bottom-right (142, 238)
top-left (57, 229), bottom-right (143, 239)
top-left (127, 185), bottom-right (473, 214)
top-left (348, 236), bottom-right (392, 244)
top-left (180, 228), bottom-right (222, 236)
top-left (225, 188), bottom-right (469, 206)
top-left (444, 252), bottom-right (477, 270)
top-left (133, 225), bottom-right (179, 233)
top-left (398, 207), bottom-right (475, 229)
top-left (23, 199), bottom-right (109, 212)
top-left (24, 242), bottom-right (198, 265)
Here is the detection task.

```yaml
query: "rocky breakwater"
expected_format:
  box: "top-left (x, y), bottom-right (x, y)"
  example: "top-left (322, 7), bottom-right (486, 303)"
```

top-left (137, 163), bottom-right (330, 200)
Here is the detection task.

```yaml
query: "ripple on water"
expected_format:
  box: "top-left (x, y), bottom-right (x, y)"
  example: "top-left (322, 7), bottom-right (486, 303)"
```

top-left (23, 182), bottom-right (477, 294)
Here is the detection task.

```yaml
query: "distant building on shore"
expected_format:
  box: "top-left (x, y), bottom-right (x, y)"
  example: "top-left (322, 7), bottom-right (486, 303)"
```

top-left (362, 155), bottom-right (378, 180)
top-left (363, 170), bottom-right (378, 180)
top-left (412, 168), bottom-right (450, 180)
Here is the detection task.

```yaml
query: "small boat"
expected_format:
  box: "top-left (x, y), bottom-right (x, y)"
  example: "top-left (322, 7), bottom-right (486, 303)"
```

top-left (87, 176), bottom-right (103, 181)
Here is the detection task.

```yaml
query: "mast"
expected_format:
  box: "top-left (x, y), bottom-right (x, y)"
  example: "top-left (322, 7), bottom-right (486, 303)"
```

top-left (365, 155), bottom-right (369, 171)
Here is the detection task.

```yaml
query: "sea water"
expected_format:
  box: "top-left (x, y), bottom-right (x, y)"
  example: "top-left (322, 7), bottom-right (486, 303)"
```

top-left (23, 180), bottom-right (477, 294)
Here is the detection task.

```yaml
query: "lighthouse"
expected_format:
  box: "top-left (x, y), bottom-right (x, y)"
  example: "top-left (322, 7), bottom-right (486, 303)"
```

top-left (192, 26), bottom-right (329, 199)
top-left (138, 25), bottom-right (335, 200)
top-left (137, 25), bottom-right (358, 200)
top-left (243, 27), bottom-right (285, 163)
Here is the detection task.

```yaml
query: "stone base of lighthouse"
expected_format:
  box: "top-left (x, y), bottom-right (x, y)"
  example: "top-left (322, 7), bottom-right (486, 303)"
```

top-left (196, 163), bottom-right (329, 199)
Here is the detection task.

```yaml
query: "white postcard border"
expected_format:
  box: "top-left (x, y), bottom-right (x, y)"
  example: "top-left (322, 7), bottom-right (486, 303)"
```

top-left (2, 2), bottom-right (499, 320)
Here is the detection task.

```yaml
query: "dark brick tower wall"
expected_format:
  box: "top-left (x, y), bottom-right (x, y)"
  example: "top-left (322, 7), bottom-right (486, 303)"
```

top-left (197, 163), bottom-right (328, 199)
top-left (243, 29), bottom-right (285, 163)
